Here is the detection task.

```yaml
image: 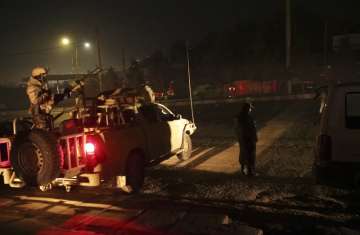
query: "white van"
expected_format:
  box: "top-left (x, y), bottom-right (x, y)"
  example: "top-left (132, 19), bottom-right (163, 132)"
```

top-left (314, 82), bottom-right (360, 186)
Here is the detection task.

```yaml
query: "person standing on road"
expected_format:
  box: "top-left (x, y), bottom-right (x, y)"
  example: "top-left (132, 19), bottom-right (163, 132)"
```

top-left (235, 102), bottom-right (258, 176)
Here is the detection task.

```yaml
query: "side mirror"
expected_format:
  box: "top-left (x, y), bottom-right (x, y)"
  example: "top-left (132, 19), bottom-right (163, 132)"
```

top-left (176, 114), bottom-right (182, 119)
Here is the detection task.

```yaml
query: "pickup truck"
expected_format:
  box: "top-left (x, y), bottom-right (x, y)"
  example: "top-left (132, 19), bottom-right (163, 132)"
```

top-left (0, 98), bottom-right (196, 193)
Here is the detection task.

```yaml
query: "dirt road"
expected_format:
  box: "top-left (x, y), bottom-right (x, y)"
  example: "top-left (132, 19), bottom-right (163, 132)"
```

top-left (147, 100), bottom-right (360, 234)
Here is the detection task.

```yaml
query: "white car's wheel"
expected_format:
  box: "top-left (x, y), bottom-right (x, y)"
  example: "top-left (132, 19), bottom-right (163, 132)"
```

top-left (177, 134), bottom-right (192, 161)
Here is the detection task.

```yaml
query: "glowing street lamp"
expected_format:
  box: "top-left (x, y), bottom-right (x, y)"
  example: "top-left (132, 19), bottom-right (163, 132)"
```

top-left (84, 42), bottom-right (91, 49)
top-left (60, 37), bottom-right (92, 73)
top-left (61, 37), bottom-right (70, 46)
top-left (58, 32), bottom-right (103, 91)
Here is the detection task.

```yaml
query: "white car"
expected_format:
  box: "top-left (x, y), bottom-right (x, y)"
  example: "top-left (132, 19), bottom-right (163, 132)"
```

top-left (314, 82), bottom-right (360, 187)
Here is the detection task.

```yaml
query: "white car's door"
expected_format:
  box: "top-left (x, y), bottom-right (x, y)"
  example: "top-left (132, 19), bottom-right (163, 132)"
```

top-left (156, 104), bottom-right (186, 153)
top-left (139, 104), bottom-right (172, 160)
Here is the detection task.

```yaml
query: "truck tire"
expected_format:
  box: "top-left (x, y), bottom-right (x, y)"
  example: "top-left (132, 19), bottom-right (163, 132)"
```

top-left (10, 129), bottom-right (61, 186)
top-left (177, 134), bottom-right (192, 161)
top-left (125, 151), bottom-right (145, 193)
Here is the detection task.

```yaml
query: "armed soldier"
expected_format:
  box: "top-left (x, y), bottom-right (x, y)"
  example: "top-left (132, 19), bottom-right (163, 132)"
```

top-left (26, 67), bottom-right (71, 129)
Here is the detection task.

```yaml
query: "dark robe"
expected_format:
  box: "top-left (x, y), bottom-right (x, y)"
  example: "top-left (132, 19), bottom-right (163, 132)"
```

top-left (236, 107), bottom-right (257, 172)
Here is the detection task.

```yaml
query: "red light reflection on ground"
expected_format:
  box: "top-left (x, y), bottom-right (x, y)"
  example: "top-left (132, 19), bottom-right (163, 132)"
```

top-left (37, 214), bottom-right (174, 235)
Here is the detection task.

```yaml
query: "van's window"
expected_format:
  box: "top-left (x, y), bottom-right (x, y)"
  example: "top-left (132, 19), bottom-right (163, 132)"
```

top-left (346, 93), bottom-right (360, 129)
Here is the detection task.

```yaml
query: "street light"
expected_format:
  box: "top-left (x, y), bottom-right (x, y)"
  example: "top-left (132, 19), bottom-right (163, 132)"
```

top-left (59, 32), bottom-right (103, 92)
top-left (61, 37), bottom-right (70, 46)
top-left (60, 37), bottom-right (91, 73)
top-left (84, 42), bottom-right (91, 49)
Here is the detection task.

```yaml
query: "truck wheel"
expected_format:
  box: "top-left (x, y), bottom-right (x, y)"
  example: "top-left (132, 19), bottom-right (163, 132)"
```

top-left (177, 134), bottom-right (192, 161)
top-left (125, 152), bottom-right (145, 193)
top-left (10, 129), bottom-right (61, 186)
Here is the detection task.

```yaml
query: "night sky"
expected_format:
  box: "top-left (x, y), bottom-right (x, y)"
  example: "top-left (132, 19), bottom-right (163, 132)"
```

top-left (0, 0), bottom-right (359, 85)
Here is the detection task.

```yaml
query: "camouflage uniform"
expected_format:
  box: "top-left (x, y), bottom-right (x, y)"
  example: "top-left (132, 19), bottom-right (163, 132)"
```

top-left (26, 76), bottom-right (54, 129)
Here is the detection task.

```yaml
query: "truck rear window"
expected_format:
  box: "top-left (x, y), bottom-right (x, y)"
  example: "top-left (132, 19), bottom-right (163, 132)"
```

top-left (346, 92), bottom-right (360, 129)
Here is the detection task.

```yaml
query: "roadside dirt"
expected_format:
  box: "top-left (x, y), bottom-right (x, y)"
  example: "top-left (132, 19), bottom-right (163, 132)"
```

top-left (144, 100), bottom-right (360, 234)
top-left (0, 99), bottom-right (359, 235)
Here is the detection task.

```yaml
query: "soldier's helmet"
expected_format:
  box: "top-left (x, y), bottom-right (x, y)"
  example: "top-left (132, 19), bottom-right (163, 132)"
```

top-left (31, 67), bottom-right (48, 79)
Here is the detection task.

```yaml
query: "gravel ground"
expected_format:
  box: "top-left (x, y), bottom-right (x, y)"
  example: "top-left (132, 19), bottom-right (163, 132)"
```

top-left (1, 99), bottom-right (359, 234)
top-left (143, 100), bottom-right (360, 234)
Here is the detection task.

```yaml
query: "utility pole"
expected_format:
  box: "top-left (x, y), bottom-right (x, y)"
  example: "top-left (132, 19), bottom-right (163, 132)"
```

top-left (286, 0), bottom-right (291, 70)
top-left (96, 28), bottom-right (103, 91)
top-left (71, 43), bottom-right (79, 74)
top-left (285, 0), bottom-right (292, 95)
top-left (74, 46), bottom-right (79, 74)
top-left (323, 21), bottom-right (328, 65)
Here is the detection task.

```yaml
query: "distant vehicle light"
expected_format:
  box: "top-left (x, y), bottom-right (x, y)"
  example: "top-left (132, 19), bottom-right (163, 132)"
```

top-left (85, 143), bottom-right (95, 155)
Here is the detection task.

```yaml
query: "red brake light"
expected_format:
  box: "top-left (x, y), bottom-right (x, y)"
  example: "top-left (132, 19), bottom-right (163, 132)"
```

top-left (85, 143), bottom-right (95, 155)
top-left (84, 135), bottom-right (105, 166)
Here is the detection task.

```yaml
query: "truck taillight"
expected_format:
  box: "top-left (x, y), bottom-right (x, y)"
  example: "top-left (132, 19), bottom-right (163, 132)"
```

top-left (0, 139), bottom-right (11, 168)
top-left (84, 135), bottom-right (105, 166)
top-left (85, 142), bottom-right (96, 155)
top-left (317, 134), bottom-right (332, 162)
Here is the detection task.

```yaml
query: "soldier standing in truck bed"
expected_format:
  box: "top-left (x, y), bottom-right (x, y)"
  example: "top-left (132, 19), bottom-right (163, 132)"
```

top-left (26, 67), bottom-right (71, 129)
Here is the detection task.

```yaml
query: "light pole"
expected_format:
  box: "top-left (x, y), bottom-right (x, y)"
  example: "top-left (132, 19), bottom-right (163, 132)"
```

top-left (95, 28), bottom-right (103, 91)
top-left (285, 0), bottom-right (291, 70)
top-left (285, 0), bottom-right (292, 95)
top-left (60, 37), bottom-right (91, 74)
top-left (60, 34), bottom-right (103, 91)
